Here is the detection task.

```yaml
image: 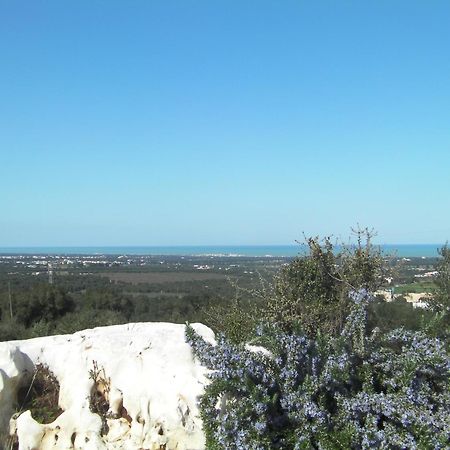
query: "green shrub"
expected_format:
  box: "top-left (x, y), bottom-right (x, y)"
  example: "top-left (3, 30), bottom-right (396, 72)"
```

top-left (422, 244), bottom-right (450, 339)
top-left (187, 290), bottom-right (450, 449)
top-left (266, 228), bottom-right (388, 337)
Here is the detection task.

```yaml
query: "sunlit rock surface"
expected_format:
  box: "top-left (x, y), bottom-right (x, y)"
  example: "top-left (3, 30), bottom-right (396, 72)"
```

top-left (0, 322), bottom-right (215, 450)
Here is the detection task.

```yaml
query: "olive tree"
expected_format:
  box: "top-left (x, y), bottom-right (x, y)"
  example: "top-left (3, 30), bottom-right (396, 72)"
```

top-left (267, 228), bottom-right (388, 337)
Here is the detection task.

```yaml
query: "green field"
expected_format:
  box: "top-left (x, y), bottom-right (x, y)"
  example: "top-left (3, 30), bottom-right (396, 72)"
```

top-left (394, 281), bottom-right (436, 294)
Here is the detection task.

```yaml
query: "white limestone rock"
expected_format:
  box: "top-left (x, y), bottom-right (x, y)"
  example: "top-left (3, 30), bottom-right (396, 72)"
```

top-left (0, 322), bottom-right (215, 450)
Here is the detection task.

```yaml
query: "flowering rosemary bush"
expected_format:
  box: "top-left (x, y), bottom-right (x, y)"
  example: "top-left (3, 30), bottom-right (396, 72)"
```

top-left (186, 290), bottom-right (449, 449)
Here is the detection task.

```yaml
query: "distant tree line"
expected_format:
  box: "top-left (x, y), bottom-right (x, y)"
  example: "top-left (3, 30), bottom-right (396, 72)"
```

top-left (0, 277), bottom-right (215, 341)
top-left (0, 231), bottom-right (448, 342)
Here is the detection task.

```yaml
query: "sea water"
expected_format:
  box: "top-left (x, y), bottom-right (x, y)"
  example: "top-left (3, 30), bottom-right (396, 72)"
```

top-left (0, 244), bottom-right (443, 257)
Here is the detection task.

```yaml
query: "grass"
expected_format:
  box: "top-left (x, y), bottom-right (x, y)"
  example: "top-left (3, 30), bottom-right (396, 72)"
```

top-left (2, 364), bottom-right (62, 450)
top-left (89, 361), bottom-right (110, 436)
top-left (394, 281), bottom-right (436, 294)
top-left (98, 271), bottom-right (227, 284)
top-left (16, 363), bottom-right (62, 424)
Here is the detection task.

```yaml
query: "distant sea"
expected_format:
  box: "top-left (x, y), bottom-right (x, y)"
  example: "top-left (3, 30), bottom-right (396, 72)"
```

top-left (0, 244), bottom-right (443, 257)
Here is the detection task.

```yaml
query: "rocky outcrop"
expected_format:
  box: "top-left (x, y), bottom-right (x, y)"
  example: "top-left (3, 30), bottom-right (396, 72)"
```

top-left (0, 322), bottom-right (215, 450)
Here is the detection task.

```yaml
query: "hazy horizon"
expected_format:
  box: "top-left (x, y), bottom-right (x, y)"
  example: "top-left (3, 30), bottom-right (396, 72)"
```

top-left (0, 242), bottom-right (444, 248)
top-left (0, 243), bottom-right (444, 258)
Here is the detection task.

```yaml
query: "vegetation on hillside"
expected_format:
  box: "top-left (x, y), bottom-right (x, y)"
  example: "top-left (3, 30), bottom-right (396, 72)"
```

top-left (0, 231), bottom-right (447, 343)
top-left (187, 234), bottom-right (450, 449)
top-left (1, 230), bottom-right (448, 448)
top-left (187, 291), bottom-right (449, 449)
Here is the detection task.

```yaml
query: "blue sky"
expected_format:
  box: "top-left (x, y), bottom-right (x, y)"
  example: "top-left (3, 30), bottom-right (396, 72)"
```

top-left (0, 1), bottom-right (449, 246)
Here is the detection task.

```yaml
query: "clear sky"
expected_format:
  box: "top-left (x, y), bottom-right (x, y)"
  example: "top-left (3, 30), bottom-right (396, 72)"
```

top-left (0, 1), bottom-right (449, 246)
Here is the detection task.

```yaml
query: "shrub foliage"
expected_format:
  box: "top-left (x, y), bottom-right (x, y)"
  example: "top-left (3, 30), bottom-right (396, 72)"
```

top-left (186, 289), bottom-right (450, 449)
top-left (267, 228), bottom-right (389, 337)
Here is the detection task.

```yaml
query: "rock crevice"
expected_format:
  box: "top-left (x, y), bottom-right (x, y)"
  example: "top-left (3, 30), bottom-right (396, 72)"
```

top-left (0, 322), bottom-right (214, 450)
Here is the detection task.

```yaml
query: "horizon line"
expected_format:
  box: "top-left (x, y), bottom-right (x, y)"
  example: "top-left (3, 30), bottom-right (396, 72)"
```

top-left (0, 243), bottom-right (445, 248)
